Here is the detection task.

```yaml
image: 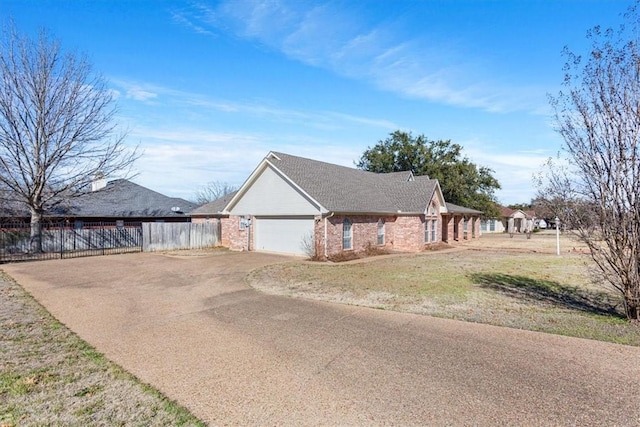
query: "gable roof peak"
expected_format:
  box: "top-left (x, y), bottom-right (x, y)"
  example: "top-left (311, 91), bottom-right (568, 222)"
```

top-left (266, 152), bottom-right (281, 161)
top-left (256, 151), bottom-right (440, 214)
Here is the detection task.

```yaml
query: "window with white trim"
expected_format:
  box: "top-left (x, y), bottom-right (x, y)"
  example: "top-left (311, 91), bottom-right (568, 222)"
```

top-left (431, 218), bottom-right (437, 242)
top-left (424, 219), bottom-right (430, 243)
top-left (343, 218), bottom-right (352, 250)
top-left (377, 219), bottom-right (385, 245)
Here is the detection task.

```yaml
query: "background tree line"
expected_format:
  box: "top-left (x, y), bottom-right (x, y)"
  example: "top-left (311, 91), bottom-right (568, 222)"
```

top-left (357, 130), bottom-right (501, 218)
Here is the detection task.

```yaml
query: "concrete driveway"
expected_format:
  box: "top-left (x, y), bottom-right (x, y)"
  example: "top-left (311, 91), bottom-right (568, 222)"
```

top-left (3, 251), bottom-right (640, 425)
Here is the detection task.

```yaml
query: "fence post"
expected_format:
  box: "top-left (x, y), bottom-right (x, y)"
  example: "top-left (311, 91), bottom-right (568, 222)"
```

top-left (60, 223), bottom-right (63, 258)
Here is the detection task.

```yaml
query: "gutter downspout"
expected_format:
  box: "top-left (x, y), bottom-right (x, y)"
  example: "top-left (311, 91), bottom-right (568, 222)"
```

top-left (247, 218), bottom-right (251, 251)
top-left (324, 212), bottom-right (334, 258)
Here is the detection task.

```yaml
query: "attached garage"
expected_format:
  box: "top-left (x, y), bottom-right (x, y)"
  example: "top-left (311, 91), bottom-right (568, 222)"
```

top-left (253, 217), bottom-right (315, 256)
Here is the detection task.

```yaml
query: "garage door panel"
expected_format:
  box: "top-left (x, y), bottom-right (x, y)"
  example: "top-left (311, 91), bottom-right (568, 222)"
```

top-left (254, 217), bottom-right (314, 255)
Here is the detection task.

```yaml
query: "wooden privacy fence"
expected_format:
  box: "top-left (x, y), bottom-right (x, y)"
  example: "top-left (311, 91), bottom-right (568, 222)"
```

top-left (142, 222), bottom-right (220, 252)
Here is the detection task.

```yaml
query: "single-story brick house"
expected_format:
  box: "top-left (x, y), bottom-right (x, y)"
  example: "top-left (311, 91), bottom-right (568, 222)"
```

top-left (191, 151), bottom-right (482, 257)
top-left (1, 178), bottom-right (197, 226)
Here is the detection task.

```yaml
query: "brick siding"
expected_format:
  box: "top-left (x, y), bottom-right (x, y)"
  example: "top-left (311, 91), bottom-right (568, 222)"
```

top-left (322, 211), bottom-right (442, 257)
top-left (197, 194), bottom-right (481, 255)
top-left (221, 215), bottom-right (250, 250)
top-left (442, 213), bottom-right (481, 243)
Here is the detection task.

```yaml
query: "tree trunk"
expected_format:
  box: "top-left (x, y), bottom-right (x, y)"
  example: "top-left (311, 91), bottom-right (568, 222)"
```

top-left (29, 209), bottom-right (43, 253)
top-left (625, 296), bottom-right (640, 321)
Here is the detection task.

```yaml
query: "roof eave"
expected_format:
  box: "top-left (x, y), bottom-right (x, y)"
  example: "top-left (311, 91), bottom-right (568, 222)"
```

top-left (224, 152), bottom-right (328, 214)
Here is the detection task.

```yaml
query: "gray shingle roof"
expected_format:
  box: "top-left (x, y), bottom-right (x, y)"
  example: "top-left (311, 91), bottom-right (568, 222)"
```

top-left (0, 200), bottom-right (27, 217)
top-left (445, 202), bottom-right (483, 215)
top-left (190, 191), bottom-right (238, 215)
top-left (56, 179), bottom-right (198, 218)
top-left (0, 179), bottom-right (198, 219)
top-left (264, 152), bottom-right (439, 214)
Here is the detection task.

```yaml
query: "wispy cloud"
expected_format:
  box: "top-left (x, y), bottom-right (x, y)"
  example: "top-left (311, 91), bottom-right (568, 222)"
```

top-left (126, 87), bottom-right (158, 102)
top-left (171, 10), bottom-right (215, 37)
top-left (112, 79), bottom-right (173, 103)
top-left (111, 75), bottom-right (546, 202)
top-left (110, 79), bottom-right (395, 199)
top-left (173, 0), bottom-right (546, 113)
top-left (128, 126), bottom-right (365, 200)
top-left (111, 78), bottom-right (398, 131)
top-left (325, 112), bottom-right (397, 130)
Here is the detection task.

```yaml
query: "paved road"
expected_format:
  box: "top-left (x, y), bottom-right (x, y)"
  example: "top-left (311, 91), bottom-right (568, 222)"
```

top-left (4, 252), bottom-right (640, 425)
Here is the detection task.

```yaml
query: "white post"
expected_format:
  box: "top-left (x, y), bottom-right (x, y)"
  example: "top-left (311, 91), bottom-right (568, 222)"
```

top-left (555, 216), bottom-right (560, 256)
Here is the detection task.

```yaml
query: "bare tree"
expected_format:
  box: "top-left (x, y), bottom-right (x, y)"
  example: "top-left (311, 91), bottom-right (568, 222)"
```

top-left (542, 3), bottom-right (640, 320)
top-left (0, 24), bottom-right (138, 252)
top-left (194, 180), bottom-right (238, 204)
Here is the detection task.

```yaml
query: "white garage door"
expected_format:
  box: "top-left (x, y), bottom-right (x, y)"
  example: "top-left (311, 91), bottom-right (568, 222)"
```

top-left (254, 217), bottom-right (314, 256)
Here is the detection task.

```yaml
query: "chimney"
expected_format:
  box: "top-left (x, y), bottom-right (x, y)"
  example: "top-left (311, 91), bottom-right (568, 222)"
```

top-left (91, 172), bottom-right (107, 191)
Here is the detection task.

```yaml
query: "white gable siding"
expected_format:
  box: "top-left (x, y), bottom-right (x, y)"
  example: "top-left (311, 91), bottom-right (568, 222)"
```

top-left (229, 166), bottom-right (320, 215)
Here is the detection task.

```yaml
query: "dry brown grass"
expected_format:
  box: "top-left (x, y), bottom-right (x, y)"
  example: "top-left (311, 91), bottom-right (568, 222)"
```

top-left (248, 231), bottom-right (640, 346)
top-left (464, 229), bottom-right (590, 253)
top-left (324, 242), bottom-right (391, 262)
top-left (0, 272), bottom-right (205, 427)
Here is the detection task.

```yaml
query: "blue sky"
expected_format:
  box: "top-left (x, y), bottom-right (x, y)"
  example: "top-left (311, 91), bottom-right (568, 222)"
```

top-left (2, 0), bottom-right (628, 204)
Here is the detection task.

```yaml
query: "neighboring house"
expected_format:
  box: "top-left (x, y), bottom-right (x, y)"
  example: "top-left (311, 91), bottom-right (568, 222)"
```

top-left (192, 151), bottom-right (482, 257)
top-left (479, 216), bottom-right (503, 233)
top-left (481, 206), bottom-right (535, 234)
top-left (1, 179), bottom-right (197, 225)
top-left (0, 197), bottom-right (26, 221)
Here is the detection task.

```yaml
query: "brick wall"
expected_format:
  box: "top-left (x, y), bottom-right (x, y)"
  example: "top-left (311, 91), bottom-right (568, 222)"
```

top-left (313, 215), bottom-right (324, 258)
top-left (391, 216), bottom-right (422, 251)
top-left (451, 215), bottom-right (462, 242)
top-left (322, 212), bottom-right (442, 257)
top-left (442, 214), bottom-right (482, 243)
top-left (222, 215), bottom-right (251, 250)
top-left (389, 194), bottom-right (443, 251)
top-left (323, 215), bottom-right (389, 257)
top-left (442, 215), bottom-right (451, 243)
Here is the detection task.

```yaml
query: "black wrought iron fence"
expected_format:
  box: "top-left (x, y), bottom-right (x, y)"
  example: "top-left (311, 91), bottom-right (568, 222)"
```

top-left (0, 221), bottom-right (143, 263)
